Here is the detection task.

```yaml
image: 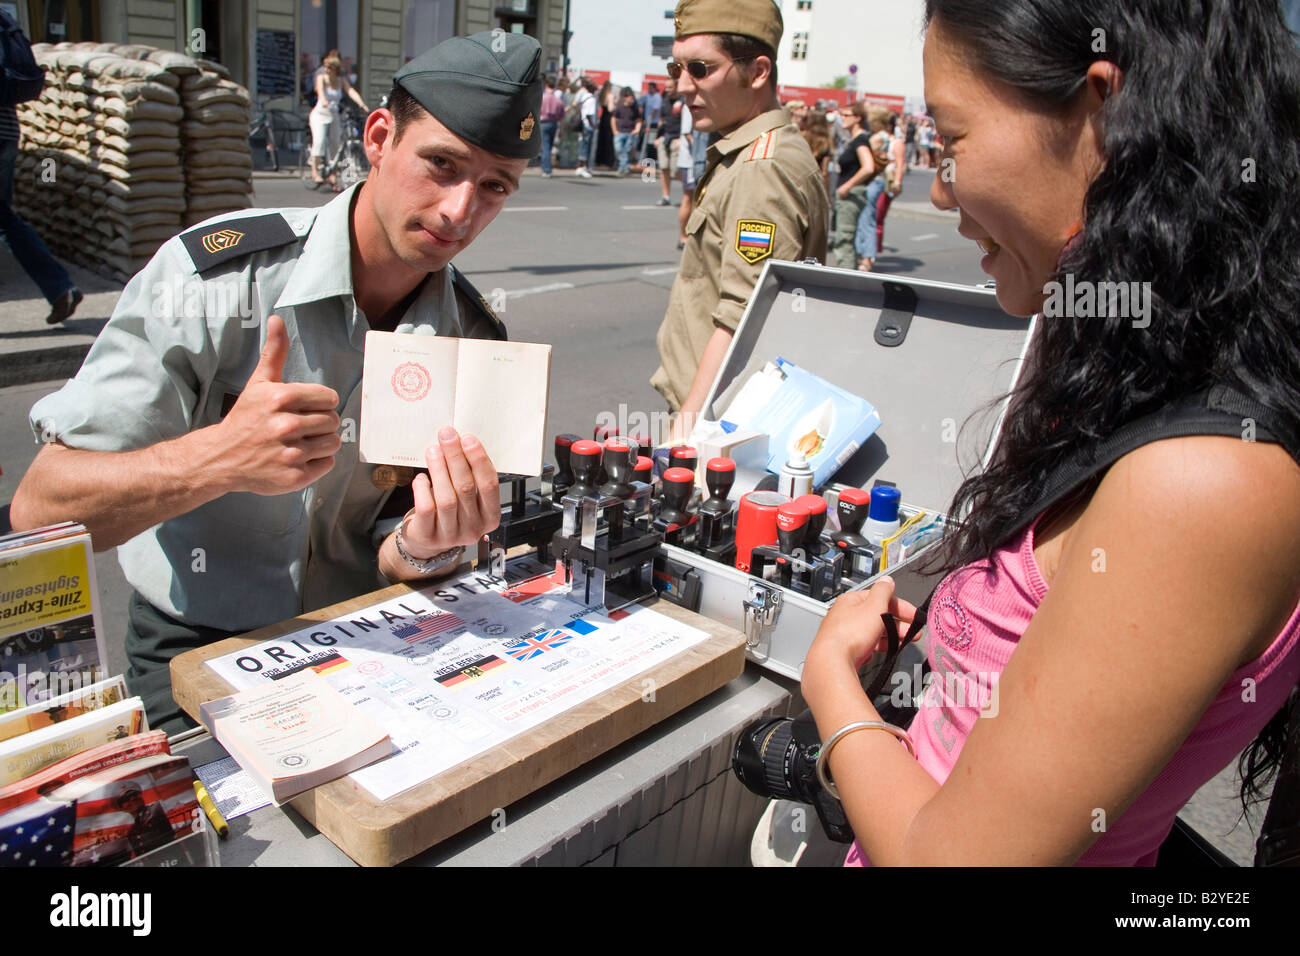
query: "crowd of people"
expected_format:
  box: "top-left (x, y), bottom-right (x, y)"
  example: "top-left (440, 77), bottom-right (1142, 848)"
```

top-left (533, 73), bottom-right (935, 273)
top-left (788, 98), bottom-right (916, 271)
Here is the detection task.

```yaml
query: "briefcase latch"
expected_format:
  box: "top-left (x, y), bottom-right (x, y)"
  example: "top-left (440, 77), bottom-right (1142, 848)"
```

top-left (742, 580), bottom-right (783, 649)
top-left (874, 281), bottom-right (918, 348)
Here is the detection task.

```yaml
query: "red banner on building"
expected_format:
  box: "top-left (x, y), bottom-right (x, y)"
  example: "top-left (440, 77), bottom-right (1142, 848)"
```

top-left (778, 84), bottom-right (850, 107)
top-left (642, 74), bottom-right (670, 94)
top-left (778, 86), bottom-right (907, 115)
top-left (858, 92), bottom-right (907, 114)
top-left (580, 69), bottom-right (610, 88)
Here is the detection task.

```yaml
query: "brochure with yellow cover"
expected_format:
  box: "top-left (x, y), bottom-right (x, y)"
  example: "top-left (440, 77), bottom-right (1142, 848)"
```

top-left (199, 669), bottom-right (392, 804)
top-left (0, 523), bottom-right (107, 712)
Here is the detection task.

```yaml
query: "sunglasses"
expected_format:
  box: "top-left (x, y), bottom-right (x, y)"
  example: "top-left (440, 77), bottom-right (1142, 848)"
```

top-left (665, 54), bottom-right (758, 81)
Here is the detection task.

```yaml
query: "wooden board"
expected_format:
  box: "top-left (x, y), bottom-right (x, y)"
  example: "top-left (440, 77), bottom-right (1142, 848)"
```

top-left (170, 582), bottom-right (746, 867)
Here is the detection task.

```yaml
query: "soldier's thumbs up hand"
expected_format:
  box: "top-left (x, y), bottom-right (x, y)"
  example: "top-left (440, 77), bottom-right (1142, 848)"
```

top-left (248, 312), bottom-right (291, 384)
top-left (212, 314), bottom-right (343, 496)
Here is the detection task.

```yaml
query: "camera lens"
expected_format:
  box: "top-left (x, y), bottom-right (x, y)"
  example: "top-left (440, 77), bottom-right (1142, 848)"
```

top-left (733, 717), bottom-right (805, 801)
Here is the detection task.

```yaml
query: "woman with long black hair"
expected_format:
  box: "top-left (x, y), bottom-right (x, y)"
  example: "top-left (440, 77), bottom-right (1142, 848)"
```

top-left (802, 0), bottom-right (1300, 865)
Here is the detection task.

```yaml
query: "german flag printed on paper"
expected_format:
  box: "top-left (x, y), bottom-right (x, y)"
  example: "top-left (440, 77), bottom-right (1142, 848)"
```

top-left (310, 653), bottom-right (353, 677)
top-left (735, 219), bottom-right (776, 264)
top-left (435, 655), bottom-right (508, 688)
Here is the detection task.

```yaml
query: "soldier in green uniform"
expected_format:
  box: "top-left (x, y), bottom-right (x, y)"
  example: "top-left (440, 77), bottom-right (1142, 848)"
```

top-left (10, 32), bottom-right (545, 732)
top-left (651, 0), bottom-right (829, 434)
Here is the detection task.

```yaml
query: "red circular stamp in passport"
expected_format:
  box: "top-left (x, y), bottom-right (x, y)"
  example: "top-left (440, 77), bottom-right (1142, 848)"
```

top-left (392, 361), bottom-right (431, 402)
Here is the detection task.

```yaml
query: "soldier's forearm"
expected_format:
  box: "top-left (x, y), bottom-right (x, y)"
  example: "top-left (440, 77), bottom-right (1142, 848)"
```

top-left (678, 326), bottom-right (735, 420)
top-left (9, 429), bottom-right (236, 551)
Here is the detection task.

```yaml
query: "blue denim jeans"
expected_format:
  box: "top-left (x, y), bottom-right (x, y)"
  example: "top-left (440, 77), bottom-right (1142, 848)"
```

top-left (854, 176), bottom-right (887, 262)
top-left (0, 138), bottom-right (74, 304)
top-left (539, 120), bottom-right (556, 175)
top-left (578, 125), bottom-right (594, 167)
top-left (614, 131), bottom-right (634, 172)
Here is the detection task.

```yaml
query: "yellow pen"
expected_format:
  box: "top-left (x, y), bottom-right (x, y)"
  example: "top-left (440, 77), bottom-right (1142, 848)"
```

top-left (193, 780), bottom-right (230, 839)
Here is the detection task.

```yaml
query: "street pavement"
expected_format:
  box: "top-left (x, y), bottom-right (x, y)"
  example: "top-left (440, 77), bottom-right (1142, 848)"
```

top-left (0, 166), bottom-right (1267, 864)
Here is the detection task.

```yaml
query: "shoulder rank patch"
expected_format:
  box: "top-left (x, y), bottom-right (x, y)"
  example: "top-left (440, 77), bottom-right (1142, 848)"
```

top-left (180, 213), bottom-right (298, 274)
top-left (735, 219), bottom-right (776, 264)
top-left (745, 130), bottom-right (777, 162)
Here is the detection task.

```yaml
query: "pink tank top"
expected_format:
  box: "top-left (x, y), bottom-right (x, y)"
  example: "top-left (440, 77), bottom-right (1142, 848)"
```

top-left (845, 514), bottom-right (1300, 866)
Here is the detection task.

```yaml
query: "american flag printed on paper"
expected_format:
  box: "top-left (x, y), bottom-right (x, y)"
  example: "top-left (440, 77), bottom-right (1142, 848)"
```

top-left (391, 612), bottom-right (466, 644)
top-left (503, 629), bottom-right (574, 662)
top-left (0, 797), bottom-right (75, 867)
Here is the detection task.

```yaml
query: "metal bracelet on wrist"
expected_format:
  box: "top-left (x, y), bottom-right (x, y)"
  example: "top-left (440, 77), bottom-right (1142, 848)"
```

top-left (814, 720), bottom-right (915, 800)
top-left (394, 526), bottom-right (463, 575)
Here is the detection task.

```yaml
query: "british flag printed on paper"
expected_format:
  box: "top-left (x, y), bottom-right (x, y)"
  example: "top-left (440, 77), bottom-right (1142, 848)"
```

top-left (502, 629), bottom-right (574, 662)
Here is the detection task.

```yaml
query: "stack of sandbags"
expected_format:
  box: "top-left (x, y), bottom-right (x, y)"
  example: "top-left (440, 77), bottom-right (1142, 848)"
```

top-left (12, 42), bottom-right (253, 281)
top-left (14, 42), bottom-right (186, 279)
top-left (175, 57), bottom-right (253, 228)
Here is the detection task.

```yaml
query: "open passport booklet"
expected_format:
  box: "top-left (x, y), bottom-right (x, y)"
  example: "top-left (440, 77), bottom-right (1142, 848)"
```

top-left (359, 331), bottom-right (551, 477)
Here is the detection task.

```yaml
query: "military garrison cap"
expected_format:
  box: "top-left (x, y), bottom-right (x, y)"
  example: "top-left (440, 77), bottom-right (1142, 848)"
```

top-left (673, 0), bottom-right (783, 51)
top-left (394, 31), bottom-right (543, 159)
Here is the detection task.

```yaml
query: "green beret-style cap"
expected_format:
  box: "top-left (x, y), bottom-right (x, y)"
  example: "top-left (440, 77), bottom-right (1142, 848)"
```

top-left (673, 0), bottom-right (783, 52)
top-left (394, 30), bottom-right (543, 159)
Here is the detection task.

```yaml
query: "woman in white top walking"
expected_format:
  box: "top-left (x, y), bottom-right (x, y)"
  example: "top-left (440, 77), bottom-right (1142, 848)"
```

top-left (309, 51), bottom-right (369, 188)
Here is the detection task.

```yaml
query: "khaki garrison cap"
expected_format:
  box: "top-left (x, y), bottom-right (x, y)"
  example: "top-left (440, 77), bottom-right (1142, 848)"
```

top-left (394, 30), bottom-right (544, 159)
top-left (673, 0), bottom-right (783, 51)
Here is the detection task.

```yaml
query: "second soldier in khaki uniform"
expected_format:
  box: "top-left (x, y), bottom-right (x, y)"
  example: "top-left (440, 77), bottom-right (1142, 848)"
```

top-left (651, 0), bottom-right (828, 428)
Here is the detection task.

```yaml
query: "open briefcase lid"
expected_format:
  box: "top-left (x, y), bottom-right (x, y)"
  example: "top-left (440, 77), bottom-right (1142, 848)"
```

top-left (700, 261), bottom-right (1037, 512)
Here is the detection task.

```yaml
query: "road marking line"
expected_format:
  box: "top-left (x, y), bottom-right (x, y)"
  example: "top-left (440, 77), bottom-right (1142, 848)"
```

top-left (502, 206), bottom-right (569, 212)
top-left (912, 233), bottom-right (939, 241)
top-left (621, 204), bottom-right (670, 210)
top-left (641, 266), bottom-right (679, 276)
top-left (503, 282), bottom-right (576, 299)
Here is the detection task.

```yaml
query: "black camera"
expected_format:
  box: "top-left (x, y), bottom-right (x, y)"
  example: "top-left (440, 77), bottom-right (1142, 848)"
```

top-left (732, 709), bottom-right (854, 843)
top-left (731, 611), bottom-right (928, 844)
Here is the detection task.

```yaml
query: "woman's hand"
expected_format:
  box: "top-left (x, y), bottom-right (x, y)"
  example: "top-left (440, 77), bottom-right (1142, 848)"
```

top-left (801, 577), bottom-right (917, 713)
top-left (836, 182), bottom-right (852, 199)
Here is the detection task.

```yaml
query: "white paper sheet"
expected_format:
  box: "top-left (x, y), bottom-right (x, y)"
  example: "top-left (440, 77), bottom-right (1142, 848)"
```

top-left (202, 558), bottom-right (709, 802)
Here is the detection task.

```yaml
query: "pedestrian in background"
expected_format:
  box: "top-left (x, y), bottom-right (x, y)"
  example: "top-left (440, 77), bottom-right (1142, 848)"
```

top-left (639, 81), bottom-right (662, 163)
top-left (675, 102), bottom-right (696, 248)
top-left (596, 80), bottom-right (617, 169)
top-left (852, 105), bottom-right (895, 271)
top-left (538, 73), bottom-right (565, 177)
top-left (787, 99), bottom-right (809, 130)
top-left (655, 77), bottom-right (684, 206)
top-left (874, 111), bottom-right (907, 252)
top-left (904, 112), bottom-right (919, 167)
top-left (309, 51), bottom-right (369, 188)
top-left (828, 102), bottom-right (874, 270)
top-left (0, 7), bottom-right (81, 324)
top-left (574, 77), bottom-right (597, 177)
top-left (802, 110), bottom-right (834, 197)
top-left (612, 86), bottom-right (642, 176)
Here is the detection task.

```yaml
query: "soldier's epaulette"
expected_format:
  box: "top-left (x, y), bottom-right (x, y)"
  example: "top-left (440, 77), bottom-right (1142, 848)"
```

top-left (179, 213), bottom-right (299, 274)
top-left (451, 267), bottom-right (508, 340)
top-left (744, 128), bottom-right (779, 163)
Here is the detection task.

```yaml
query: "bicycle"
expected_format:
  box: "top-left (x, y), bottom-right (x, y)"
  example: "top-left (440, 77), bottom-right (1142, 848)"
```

top-left (302, 104), bottom-right (369, 192)
top-left (249, 106), bottom-right (308, 173)
top-left (248, 107), bottom-right (283, 171)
